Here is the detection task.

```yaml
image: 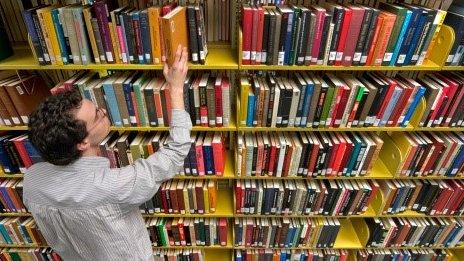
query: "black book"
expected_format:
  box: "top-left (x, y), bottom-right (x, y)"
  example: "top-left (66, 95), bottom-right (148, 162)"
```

top-left (122, 9), bottom-right (137, 64)
top-left (277, 9), bottom-right (289, 66)
top-left (360, 9), bottom-right (380, 66)
top-left (195, 5), bottom-right (207, 64)
top-left (262, 10), bottom-right (270, 65)
top-left (143, 84), bottom-right (158, 127)
top-left (317, 13), bottom-right (332, 64)
top-left (267, 10), bottom-right (276, 65)
top-left (265, 75), bottom-right (277, 126)
top-left (187, 6), bottom-right (199, 64)
top-left (295, 8), bottom-right (309, 66)
top-left (411, 9), bottom-right (436, 65)
top-left (327, 6), bottom-right (344, 66)
top-left (354, 7), bottom-right (373, 66)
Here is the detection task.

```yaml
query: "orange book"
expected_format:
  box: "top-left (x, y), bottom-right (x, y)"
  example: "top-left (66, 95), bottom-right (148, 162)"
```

top-left (161, 6), bottom-right (189, 66)
top-left (207, 180), bottom-right (217, 212)
top-left (365, 15), bottom-right (385, 66)
top-left (372, 12), bottom-right (397, 66)
top-left (148, 7), bottom-right (162, 64)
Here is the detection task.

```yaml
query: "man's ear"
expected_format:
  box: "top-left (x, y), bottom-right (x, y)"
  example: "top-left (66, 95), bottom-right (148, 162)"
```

top-left (77, 138), bottom-right (90, 152)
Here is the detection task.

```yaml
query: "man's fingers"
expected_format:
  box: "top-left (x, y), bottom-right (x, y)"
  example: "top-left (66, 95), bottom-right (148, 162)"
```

top-left (180, 47), bottom-right (188, 67)
top-left (175, 44), bottom-right (182, 63)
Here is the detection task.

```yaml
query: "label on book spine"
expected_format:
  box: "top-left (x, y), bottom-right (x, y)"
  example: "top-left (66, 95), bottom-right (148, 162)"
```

top-left (397, 54), bottom-right (406, 64)
top-left (106, 52), bottom-right (114, 62)
top-left (383, 53), bottom-right (393, 62)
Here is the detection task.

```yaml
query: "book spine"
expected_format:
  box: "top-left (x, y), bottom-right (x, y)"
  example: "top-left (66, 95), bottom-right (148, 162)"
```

top-left (82, 8), bottom-right (101, 64)
top-left (390, 11), bottom-right (412, 66)
top-left (132, 12), bottom-right (144, 64)
top-left (23, 10), bottom-right (45, 64)
top-left (353, 8), bottom-right (372, 66)
top-left (328, 8), bottom-right (343, 66)
top-left (140, 11), bottom-right (152, 64)
top-left (91, 18), bottom-right (107, 63)
top-left (395, 9), bottom-right (420, 66)
top-left (382, 10), bottom-right (406, 66)
top-left (187, 6), bottom-right (199, 64)
top-left (311, 9), bottom-right (325, 65)
top-left (31, 13), bottom-right (50, 64)
top-left (94, 3), bottom-right (115, 63)
top-left (410, 11), bottom-right (434, 65)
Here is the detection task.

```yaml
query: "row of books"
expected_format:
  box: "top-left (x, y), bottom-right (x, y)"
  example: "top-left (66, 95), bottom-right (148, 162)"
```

top-left (240, 72), bottom-right (428, 128)
top-left (241, 2), bottom-right (446, 67)
top-left (235, 179), bottom-right (377, 216)
top-left (235, 249), bottom-right (348, 261)
top-left (235, 249), bottom-right (452, 261)
top-left (0, 248), bottom-right (61, 261)
top-left (233, 217), bottom-right (341, 248)
top-left (153, 249), bottom-right (204, 261)
top-left (388, 132), bottom-right (464, 177)
top-left (141, 179), bottom-right (218, 214)
top-left (0, 217), bottom-right (46, 246)
top-left (236, 132), bottom-right (383, 177)
top-left (443, 4), bottom-right (464, 66)
top-left (22, 2), bottom-right (210, 65)
top-left (146, 217), bottom-right (228, 247)
top-left (365, 217), bottom-right (464, 248)
top-left (0, 133), bottom-right (43, 174)
top-left (99, 131), bottom-right (227, 176)
top-left (52, 71), bottom-right (232, 128)
top-left (0, 179), bottom-right (25, 214)
top-left (0, 73), bottom-right (50, 127)
top-left (379, 179), bottom-right (464, 216)
top-left (357, 249), bottom-right (452, 261)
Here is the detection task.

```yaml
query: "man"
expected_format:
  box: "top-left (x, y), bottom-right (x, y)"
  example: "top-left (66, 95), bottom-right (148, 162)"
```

top-left (23, 45), bottom-right (191, 261)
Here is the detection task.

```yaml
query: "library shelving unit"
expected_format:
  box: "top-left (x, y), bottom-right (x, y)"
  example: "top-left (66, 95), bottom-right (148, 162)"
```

top-left (0, 5), bottom-right (463, 259)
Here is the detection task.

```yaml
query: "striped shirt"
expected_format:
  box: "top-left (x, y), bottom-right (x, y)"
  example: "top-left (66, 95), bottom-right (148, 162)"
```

top-left (23, 110), bottom-right (192, 261)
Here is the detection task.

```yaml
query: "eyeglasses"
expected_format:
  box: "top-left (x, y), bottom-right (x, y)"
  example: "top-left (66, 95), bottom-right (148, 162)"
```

top-left (87, 107), bottom-right (108, 133)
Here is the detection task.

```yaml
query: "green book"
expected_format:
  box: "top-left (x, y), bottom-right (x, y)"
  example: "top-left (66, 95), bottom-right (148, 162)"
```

top-left (289, 6), bottom-right (301, 65)
top-left (157, 219), bottom-right (167, 246)
top-left (320, 83), bottom-right (336, 126)
top-left (132, 73), bottom-right (150, 126)
top-left (379, 3), bottom-right (407, 65)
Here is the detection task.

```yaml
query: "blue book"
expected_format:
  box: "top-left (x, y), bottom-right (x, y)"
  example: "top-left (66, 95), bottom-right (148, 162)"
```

top-left (0, 186), bottom-right (15, 212)
top-left (395, 7), bottom-right (421, 66)
top-left (280, 252), bottom-right (286, 261)
top-left (0, 136), bottom-right (17, 173)
top-left (123, 74), bottom-right (139, 126)
top-left (301, 82), bottom-right (314, 127)
top-left (346, 140), bottom-right (362, 176)
top-left (235, 252), bottom-right (242, 261)
top-left (390, 186), bottom-right (404, 213)
top-left (102, 78), bottom-right (123, 126)
top-left (131, 11), bottom-right (144, 64)
top-left (401, 86), bottom-right (426, 126)
top-left (284, 12), bottom-right (294, 65)
top-left (404, 9), bottom-right (427, 65)
top-left (19, 224), bottom-right (33, 244)
top-left (390, 10), bottom-right (412, 66)
top-left (285, 225), bottom-right (296, 247)
top-left (51, 9), bottom-right (69, 64)
top-left (139, 10), bottom-right (152, 64)
top-left (246, 93), bottom-right (255, 127)
top-left (23, 138), bottom-right (43, 164)
top-left (203, 145), bottom-right (215, 175)
top-left (22, 9), bottom-right (45, 64)
top-left (0, 224), bottom-right (12, 244)
top-left (447, 146), bottom-right (464, 177)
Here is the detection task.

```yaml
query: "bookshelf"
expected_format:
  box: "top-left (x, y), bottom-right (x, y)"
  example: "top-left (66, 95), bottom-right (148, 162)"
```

top-left (0, 2), bottom-right (464, 261)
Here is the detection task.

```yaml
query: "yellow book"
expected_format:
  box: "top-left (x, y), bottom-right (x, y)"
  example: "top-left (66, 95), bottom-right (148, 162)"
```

top-left (36, 7), bottom-right (57, 65)
top-left (41, 8), bottom-right (63, 65)
top-left (240, 77), bottom-right (250, 126)
top-left (83, 7), bottom-right (101, 64)
top-left (208, 180), bottom-right (217, 212)
top-left (108, 22), bottom-right (121, 64)
top-left (148, 7), bottom-right (162, 64)
top-left (425, 10), bottom-right (447, 60)
top-left (203, 183), bottom-right (209, 214)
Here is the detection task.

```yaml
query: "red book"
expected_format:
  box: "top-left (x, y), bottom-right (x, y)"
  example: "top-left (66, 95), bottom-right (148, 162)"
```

top-left (282, 138), bottom-right (293, 177)
top-left (176, 184), bottom-right (185, 214)
top-left (365, 15), bottom-right (384, 66)
top-left (307, 136), bottom-right (320, 177)
top-left (372, 12), bottom-right (396, 66)
top-left (219, 218), bottom-right (228, 246)
top-left (160, 184), bottom-right (168, 213)
top-left (255, 6), bottom-right (265, 65)
top-left (335, 7), bottom-right (352, 66)
top-left (340, 250), bottom-right (348, 261)
top-left (329, 86), bottom-right (344, 127)
top-left (268, 134), bottom-right (278, 176)
top-left (169, 182), bottom-right (178, 213)
top-left (166, 220), bottom-right (174, 245)
top-left (130, 91), bottom-right (140, 126)
top-left (195, 134), bottom-right (205, 175)
top-left (341, 6), bottom-right (365, 66)
top-left (162, 2), bottom-right (177, 15)
top-left (245, 220), bottom-right (253, 246)
top-left (310, 6), bottom-right (326, 65)
top-left (200, 106), bottom-right (208, 127)
top-left (241, 5), bottom-right (253, 65)
top-left (214, 77), bottom-right (223, 127)
top-left (178, 220), bottom-right (186, 245)
top-left (195, 181), bottom-right (204, 213)
top-left (133, 15), bottom-right (143, 62)
top-left (448, 180), bottom-right (464, 215)
top-left (435, 74), bottom-right (460, 125)
top-left (433, 184), bottom-right (453, 215)
top-left (334, 86), bottom-right (351, 127)
top-left (212, 133), bottom-right (225, 176)
top-left (250, 7), bottom-right (259, 65)
top-left (11, 135), bottom-right (32, 169)
top-left (327, 133), bottom-right (340, 176)
top-left (339, 134), bottom-right (354, 175)
top-left (333, 133), bottom-right (347, 175)
top-left (235, 182), bottom-right (243, 212)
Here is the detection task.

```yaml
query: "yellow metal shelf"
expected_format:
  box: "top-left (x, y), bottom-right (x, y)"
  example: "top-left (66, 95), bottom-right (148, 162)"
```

top-left (415, 127), bottom-right (464, 132)
top-left (0, 126), bottom-right (28, 131)
top-left (239, 59), bottom-right (441, 71)
top-left (0, 48), bottom-right (238, 70)
top-left (443, 66), bottom-right (464, 71)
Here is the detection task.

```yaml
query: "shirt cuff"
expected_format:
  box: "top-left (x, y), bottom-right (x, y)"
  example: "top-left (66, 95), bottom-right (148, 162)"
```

top-left (171, 109), bottom-right (193, 129)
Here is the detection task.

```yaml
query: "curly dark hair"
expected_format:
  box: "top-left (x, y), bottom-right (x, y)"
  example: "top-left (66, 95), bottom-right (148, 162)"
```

top-left (29, 89), bottom-right (88, 166)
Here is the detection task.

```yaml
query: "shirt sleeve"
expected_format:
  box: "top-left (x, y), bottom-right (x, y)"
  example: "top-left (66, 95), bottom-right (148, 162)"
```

top-left (106, 109), bottom-right (192, 205)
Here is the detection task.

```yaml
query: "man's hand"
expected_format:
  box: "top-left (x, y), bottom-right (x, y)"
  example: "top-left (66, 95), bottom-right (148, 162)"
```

top-left (163, 45), bottom-right (188, 110)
